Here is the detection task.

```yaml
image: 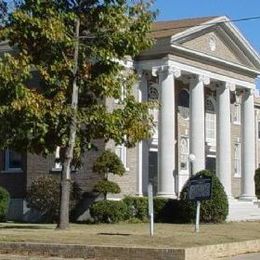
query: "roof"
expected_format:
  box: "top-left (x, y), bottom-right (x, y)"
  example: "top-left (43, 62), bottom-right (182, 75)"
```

top-left (151, 16), bottom-right (217, 38)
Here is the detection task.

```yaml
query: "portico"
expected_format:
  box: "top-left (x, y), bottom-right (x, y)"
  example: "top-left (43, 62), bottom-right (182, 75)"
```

top-left (135, 16), bottom-right (260, 204)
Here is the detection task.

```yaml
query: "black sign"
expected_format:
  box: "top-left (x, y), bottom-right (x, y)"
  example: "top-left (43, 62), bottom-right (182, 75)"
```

top-left (188, 176), bottom-right (212, 201)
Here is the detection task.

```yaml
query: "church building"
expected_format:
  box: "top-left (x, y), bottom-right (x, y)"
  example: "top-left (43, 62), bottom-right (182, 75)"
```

top-left (2, 16), bottom-right (260, 221)
top-left (110, 16), bottom-right (260, 221)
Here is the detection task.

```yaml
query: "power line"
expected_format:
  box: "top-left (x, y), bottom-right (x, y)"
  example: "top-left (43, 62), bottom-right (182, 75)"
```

top-left (151, 15), bottom-right (260, 33)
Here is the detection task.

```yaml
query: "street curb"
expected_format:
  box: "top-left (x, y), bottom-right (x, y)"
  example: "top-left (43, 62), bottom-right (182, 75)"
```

top-left (0, 240), bottom-right (259, 259)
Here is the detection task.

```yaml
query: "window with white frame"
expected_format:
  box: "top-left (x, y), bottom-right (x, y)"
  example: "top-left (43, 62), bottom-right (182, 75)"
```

top-left (234, 143), bottom-right (241, 177)
top-left (4, 149), bottom-right (22, 171)
top-left (180, 137), bottom-right (189, 171)
top-left (205, 97), bottom-right (216, 145)
top-left (53, 146), bottom-right (62, 170)
top-left (233, 102), bottom-right (241, 124)
top-left (177, 89), bottom-right (189, 119)
top-left (115, 144), bottom-right (129, 171)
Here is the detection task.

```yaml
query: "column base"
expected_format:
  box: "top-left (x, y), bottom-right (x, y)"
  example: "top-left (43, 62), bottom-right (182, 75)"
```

top-left (239, 195), bottom-right (258, 202)
top-left (227, 195), bottom-right (234, 201)
top-left (156, 192), bottom-right (177, 199)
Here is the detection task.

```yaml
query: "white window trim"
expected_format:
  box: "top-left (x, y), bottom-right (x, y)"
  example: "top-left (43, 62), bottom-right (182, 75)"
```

top-left (52, 146), bottom-right (62, 171)
top-left (177, 88), bottom-right (190, 120)
top-left (233, 102), bottom-right (241, 125)
top-left (3, 149), bottom-right (23, 173)
top-left (179, 135), bottom-right (189, 174)
top-left (115, 144), bottom-right (129, 171)
top-left (205, 96), bottom-right (216, 146)
top-left (234, 142), bottom-right (241, 178)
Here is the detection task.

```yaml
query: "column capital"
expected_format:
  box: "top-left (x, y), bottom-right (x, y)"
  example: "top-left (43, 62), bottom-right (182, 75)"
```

top-left (216, 82), bottom-right (235, 93)
top-left (244, 88), bottom-right (255, 96)
top-left (189, 74), bottom-right (210, 85)
top-left (152, 65), bottom-right (181, 78)
top-left (136, 69), bottom-right (150, 81)
top-left (226, 82), bottom-right (236, 92)
top-left (198, 75), bottom-right (210, 85)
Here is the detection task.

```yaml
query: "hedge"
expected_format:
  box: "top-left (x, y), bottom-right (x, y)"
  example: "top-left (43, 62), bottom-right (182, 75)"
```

top-left (0, 186), bottom-right (10, 222)
top-left (179, 170), bottom-right (229, 223)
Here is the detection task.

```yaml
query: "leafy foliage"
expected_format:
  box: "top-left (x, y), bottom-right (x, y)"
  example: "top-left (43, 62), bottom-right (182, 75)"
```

top-left (123, 196), bottom-right (148, 221)
top-left (93, 150), bottom-right (125, 177)
top-left (179, 170), bottom-right (229, 223)
top-left (153, 197), bottom-right (181, 223)
top-left (90, 200), bottom-right (127, 223)
top-left (0, 186), bottom-right (10, 221)
top-left (26, 175), bottom-right (81, 222)
top-left (93, 180), bottom-right (120, 195)
top-left (0, 0), bottom-right (155, 228)
top-left (255, 168), bottom-right (260, 198)
top-left (0, 0), bottom-right (155, 157)
top-left (93, 150), bottom-right (125, 199)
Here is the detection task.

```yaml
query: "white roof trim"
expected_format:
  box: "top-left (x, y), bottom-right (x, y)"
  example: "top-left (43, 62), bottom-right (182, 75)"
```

top-left (136, 58), bottom-right (256, 89)
top-left (171, 44), bottom-right (260, 75)
top-left (170, 16), bottom-right (260, 69)
top-left (170, 16), bottom-right (226, 42)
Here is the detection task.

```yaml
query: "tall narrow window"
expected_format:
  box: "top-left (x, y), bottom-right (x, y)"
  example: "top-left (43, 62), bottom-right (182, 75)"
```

top-left (233, 103), bottom-right (241, 124)
top-left (115, 144), bottom-right (129, 171)
top-left (205, 97), bottom-right (216, 145)
top-left (54, 146), bottom-right (62, 170)
top-left (4, 149), bottom-right (22, 171)
top-left (178, 89), bottom-right (189, 119)
top-left (232, 94), bottom-right (241, 124)
top-left (180, 137), bottom-right (189, 171)
top-left (234, 143), bottom-right (241, 177)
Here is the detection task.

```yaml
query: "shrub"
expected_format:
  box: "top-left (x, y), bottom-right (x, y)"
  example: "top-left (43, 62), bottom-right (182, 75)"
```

top-left (154, 198), bottom-right (180, 223)
top-left (179, 170), bottom-right (228, 223)
top-left (90, 200), bottom-right (127, 223)
top-left (93, 150), bottom-right (125, 200)
top-left (26, 176), bottom-right (81, 223)
top-left (123, 196), bottom-right (148, 221)
top-left (0, 186), bottom-right (10, 222)
top-left (94, 180), bottom-right (120, 196)
top-left (122, 196), bottom-right (180, 223)
top-left (255, 168), bottom-right (260, 198)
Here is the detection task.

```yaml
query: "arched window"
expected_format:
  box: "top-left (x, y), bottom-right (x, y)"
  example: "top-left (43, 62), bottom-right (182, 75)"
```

top-left (178, 89), bottom-right (189, 119)
top-left (205, 97), bottom-right (216, 145)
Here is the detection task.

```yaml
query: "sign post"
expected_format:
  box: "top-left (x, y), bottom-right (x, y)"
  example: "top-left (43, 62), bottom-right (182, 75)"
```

top-left (188, 175), bottom-right (212, 233)
top-left (148, 183), bottom-right (154, 237)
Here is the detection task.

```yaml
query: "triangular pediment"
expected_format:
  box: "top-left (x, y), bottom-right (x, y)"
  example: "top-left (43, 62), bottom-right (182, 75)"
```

top-left (170, 16), bottom-right (260, 71)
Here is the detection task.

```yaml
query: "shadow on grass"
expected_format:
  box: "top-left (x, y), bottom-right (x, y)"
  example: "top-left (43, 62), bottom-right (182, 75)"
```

top-left (98, 232), bottom-right (131, 236)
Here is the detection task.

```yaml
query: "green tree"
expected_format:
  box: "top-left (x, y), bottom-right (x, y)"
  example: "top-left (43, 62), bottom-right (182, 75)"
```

top-left (0, 0), bottom-right (155, 229)
top-left (93, 150), bottom-right (125, 200)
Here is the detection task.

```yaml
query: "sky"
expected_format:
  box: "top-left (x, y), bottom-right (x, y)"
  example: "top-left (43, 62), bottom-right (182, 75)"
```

top-left (153, 0), bottom-right (260, 52)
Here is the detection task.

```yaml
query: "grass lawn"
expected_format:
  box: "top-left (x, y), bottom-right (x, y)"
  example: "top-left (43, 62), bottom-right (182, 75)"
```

top-left (0, 221), bottom-right (259, 248)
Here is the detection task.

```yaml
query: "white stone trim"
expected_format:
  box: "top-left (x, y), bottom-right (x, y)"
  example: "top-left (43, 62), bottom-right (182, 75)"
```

top-left (170, 15), bottom-right (260, 67)
top-left (138, 59), bottom-right (256, 89)
top-left (171, 44), bottom-right (260, 75)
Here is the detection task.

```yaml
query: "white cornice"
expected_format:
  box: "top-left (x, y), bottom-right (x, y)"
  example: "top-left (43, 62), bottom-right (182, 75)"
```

top-left (170, 16), bottom-right (260, 70)
top-left (171, 44), bottom-right (260, 75)
top-left (136, 58), bottom-right (256, 89)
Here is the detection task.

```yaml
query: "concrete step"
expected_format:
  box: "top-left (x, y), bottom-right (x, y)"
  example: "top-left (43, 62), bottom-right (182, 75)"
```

top-left (227, 199), bottom-right (260, 221)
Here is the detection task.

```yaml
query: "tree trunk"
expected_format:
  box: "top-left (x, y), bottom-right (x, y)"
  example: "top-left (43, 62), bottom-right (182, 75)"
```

top-left (57, 18), bottom-right (80, 230)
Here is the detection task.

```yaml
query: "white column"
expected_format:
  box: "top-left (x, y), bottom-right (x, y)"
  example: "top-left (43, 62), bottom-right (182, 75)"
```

top-left (189, 75), bottom-right (209, 174)
top-left (157, 66), bottom-right (180, 198)
top-left (255, 110), bottom-right (259, 169)
top-left (137, 70), bottom-right (149, 196)
top-left (216, 83), bottom-right (232, 197)
top-left (240, 88), bottom-right (256, 200)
